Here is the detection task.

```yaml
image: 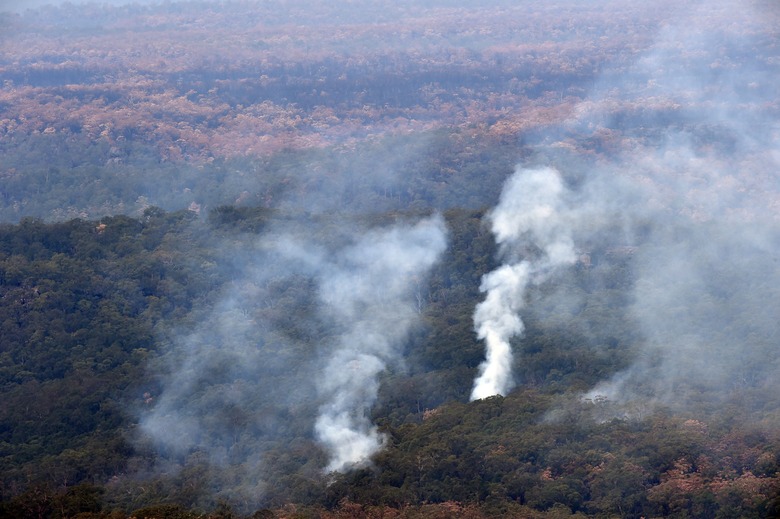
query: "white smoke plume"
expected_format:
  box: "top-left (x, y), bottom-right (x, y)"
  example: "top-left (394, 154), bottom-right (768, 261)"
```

top-left (314, 215), bottom-right (448, 472)
top-left (471, 167), bottom-right (577, 400)
top-left (136, 213), bottom-right (447, 507)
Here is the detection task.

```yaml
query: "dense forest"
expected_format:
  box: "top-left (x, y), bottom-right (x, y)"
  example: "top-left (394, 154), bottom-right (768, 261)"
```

top-left (1, 0), bottom-right (780, 518)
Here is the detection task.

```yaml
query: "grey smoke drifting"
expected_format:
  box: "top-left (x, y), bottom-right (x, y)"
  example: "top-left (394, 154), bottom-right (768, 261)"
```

top-left (135, 246), bottom-right (322, 507)
top-left (129, 121), bottom-right (448, 505)
top-left (314, 216), bottom-right (447, 471)
top-left (540, 0), bottom-right (780, 416)
top-left (584, 221), bottom-right (780, 413)
top-left (471, 167), bottom-right (577, 400)
top-left (137, 211), bottom-right (447, 505)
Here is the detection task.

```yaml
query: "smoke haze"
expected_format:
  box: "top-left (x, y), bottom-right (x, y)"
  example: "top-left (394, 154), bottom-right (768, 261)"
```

top-left (2, 0), bottom-right (778, 512)
top-left (529, 0), bottom-right (780, 416)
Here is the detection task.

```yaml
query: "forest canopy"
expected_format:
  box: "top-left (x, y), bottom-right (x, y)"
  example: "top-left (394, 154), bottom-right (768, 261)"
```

top-left (1, 0), bottom-right (779, 518)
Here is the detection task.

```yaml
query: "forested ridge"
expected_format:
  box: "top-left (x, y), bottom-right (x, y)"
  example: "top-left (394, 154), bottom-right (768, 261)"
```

top-left (1, 201), bottom-right (779, 518)
top-left (1, 0), bottom-right (780, 517)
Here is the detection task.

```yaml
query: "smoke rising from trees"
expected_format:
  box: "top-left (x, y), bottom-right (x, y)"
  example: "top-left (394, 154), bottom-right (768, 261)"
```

top-left (137, 150), bottom-right (447, 506)
top-left (2, 0), bottom-right (779, 514)
top-left (313, 216), bottom-right (448, 471)
top-left (60, 0), bottom-right (780, 502)
top-left (466, 0), bottom-right (780, 418)
top-left (471, 167), bottom-right (576, 400)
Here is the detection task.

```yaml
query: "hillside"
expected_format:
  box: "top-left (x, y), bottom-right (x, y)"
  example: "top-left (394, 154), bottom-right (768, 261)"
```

top-left (1, 0), bottom-right (779, 518)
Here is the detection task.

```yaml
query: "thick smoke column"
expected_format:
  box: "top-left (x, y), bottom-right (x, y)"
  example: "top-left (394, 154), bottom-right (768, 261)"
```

top-left (315, 215), bottom-right (448, 472)
top-left (471, 167), bottom-right (576, 400)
